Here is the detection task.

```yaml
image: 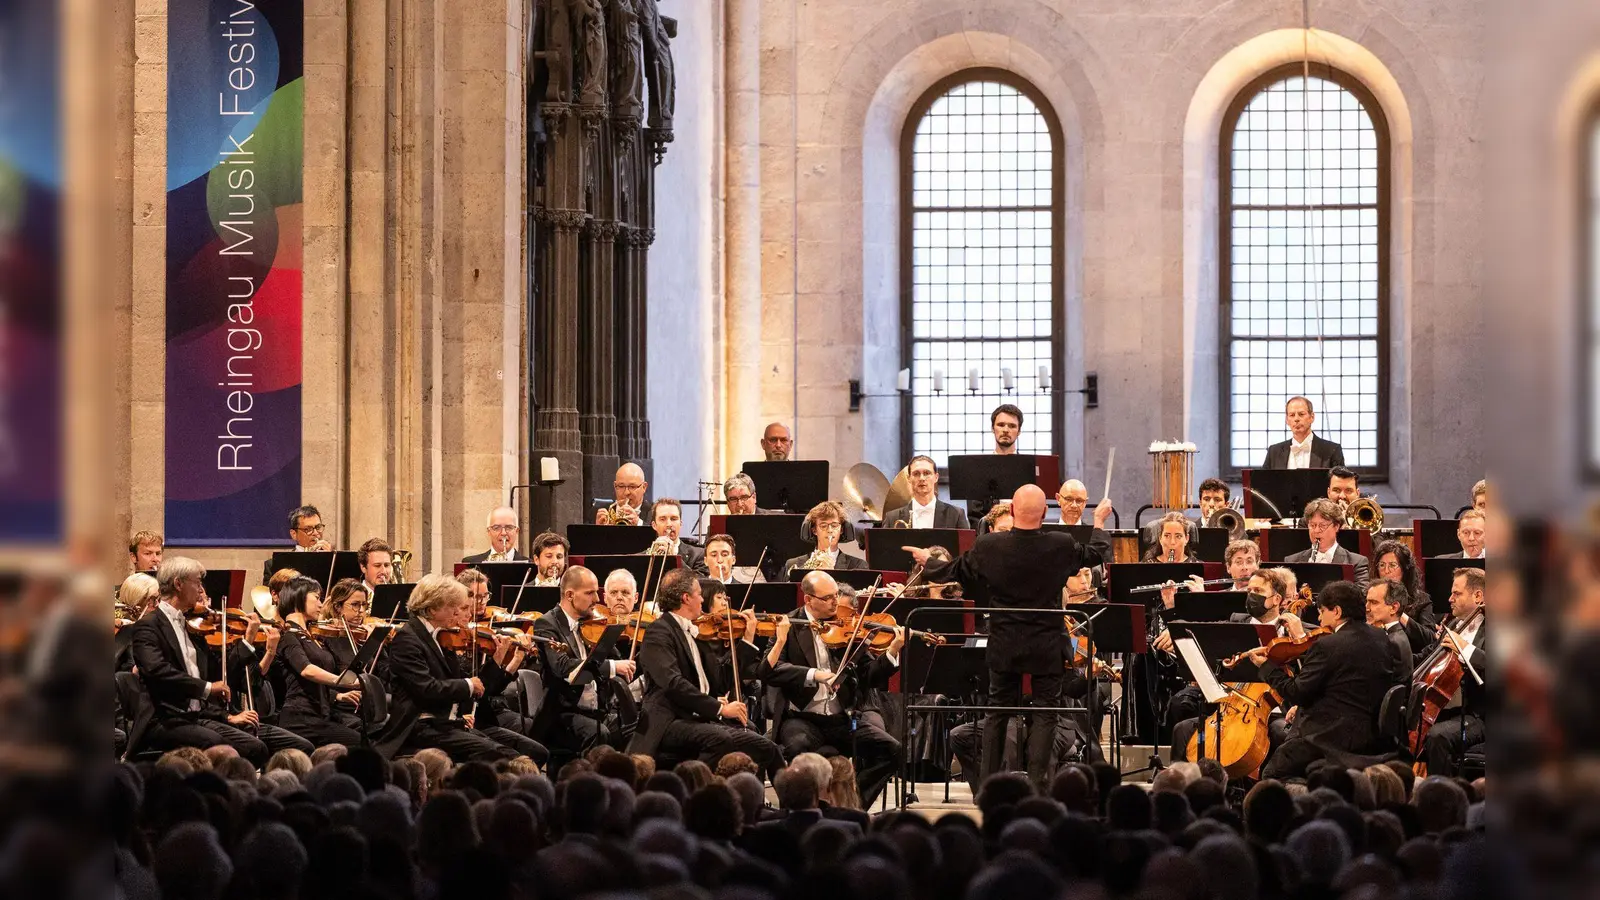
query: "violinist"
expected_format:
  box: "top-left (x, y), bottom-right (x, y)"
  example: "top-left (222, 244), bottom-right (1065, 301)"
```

top-left (274, 576), bottom-right (366, 748)
top-left (984, 501), bottom-right (1014, 534)
top-left (459, 569), bottom-right (546, 753)
top-left (322, 579), bottom-right (379, 675)
top-left (762, 571), bottom-right (905, 807)
top-left (372, 574), bottom-right (534, 763)
top-left (1371, 540), bottom-right (1435, 658)
top-left (1420, 568), bottom-right (1487, 776)
top-left (1242, 581), bottom-right (1398, 780)
top-left (116, 573), bottom-right (161, 672)
top-left (1365, 579), bottom-right (1415, 678)
top-left (532, 566), bottom-right (640, 756)
top-left (129, 557), bottom-right (310, 766)
top-left (625, 568), bottom-right (785, 778)
top-left (604, 568), bottom-right (640, 618)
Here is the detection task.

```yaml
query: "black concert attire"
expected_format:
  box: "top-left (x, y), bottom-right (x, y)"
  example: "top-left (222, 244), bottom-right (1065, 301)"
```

top-left (275, 624), bottom-right (365, 748)
top-left (1124, 550), bottom-right (1200, 744)
top-left (947, 660), bottom-right (1101, 792)
top-left (532, 607), bottom-right (632, 758)
top-left (1258, 619), bottom-right (1398, 780)
top-left (782, 549), bottom-right (868, 578)
top-left (372, 615), bottom-right (538, 762)
top-left (128, 604), bottom-right (311, 766)
top-left (1261, 435), bottom-right (1346, 469)
top-left (1422, 616), bottom-right (1487, 776)
top-left (1285, 544), bottom-right (1371, 591)
top-left (883, 499), bottom-right (969, 530)
top-left (1381, 621), bottom-right (1413, 680)
top-left (763, 607), bottom-right (903, 807)
top-left (626, 612), bottom-right (784, 777)
top-left (461, 548), bottom-right (530, 565)
top-left (920, 525), bottom-right (1110, 786)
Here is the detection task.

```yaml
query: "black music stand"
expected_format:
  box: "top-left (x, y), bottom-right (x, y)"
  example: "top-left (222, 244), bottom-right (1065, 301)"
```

top-left (1241, 467), bottom-right (1329, 522)
top-left (783, 568), bottom-right (906, 591)
top-left (902, 638), bottom-right (988, 698)
top-left (200, 570), bottom-right (247, 608)
top-left (1106, 562), bottom-right (1207, 606)
top-left (741, 460), bottom-right (829, 513)
top-left (1194, 527), bottom-right (1233, 563)
top-left (877, 596), bottom-right (970, 637)
top-left (467, 562), bottom-right (537, 600)
top-left (499, 585), bottom-right (561, 615)
top-left (1063, 602), bottom-right (1146, 772)
top-left (946, 454), bottom-right (1039, 518)
top-left (269, 551), bottom-right (362, 593)
top-left (566, 524), bottom-right (656, 556)
top-left (1424, 557), bottom-right (1484, 616)
top-left (719, 513), bottom-right (808, 581)
top-left (370, 584), bottom-right (412, 620)
top-left (340, 624), bottom-right (396, 676)
top-left (723, 582), bottom-right (803, 615)
top-left (575, 554), bottom-right (682, 603)
top-left (1173, 591), bottom-right (1249, 622)
top-left (1273, 562), bottom-right (1353, 594)
top-left (1414, 519), bottom-right (1463, 558)
top-left (862, 527), bottom-right (966, 571)
top-left (1259, 528), bottom-right (1366, 560)
top-left (1039, 523), bottom-right (1095, 542)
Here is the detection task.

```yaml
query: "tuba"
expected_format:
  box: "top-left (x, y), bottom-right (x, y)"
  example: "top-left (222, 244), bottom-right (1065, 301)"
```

top-left (1205, 506), bottom-right (1247, 541)
top-left (1347, 497), bottom-right (1384, 535)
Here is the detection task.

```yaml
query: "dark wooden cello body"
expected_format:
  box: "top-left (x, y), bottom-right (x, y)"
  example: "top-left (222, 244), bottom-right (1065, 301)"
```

top-left (1405, 607), bottom-right (1484, 762)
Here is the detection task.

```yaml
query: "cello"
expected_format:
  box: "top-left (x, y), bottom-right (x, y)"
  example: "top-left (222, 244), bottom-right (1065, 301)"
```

top-left (1405, 606), bottom-right (1485, 767)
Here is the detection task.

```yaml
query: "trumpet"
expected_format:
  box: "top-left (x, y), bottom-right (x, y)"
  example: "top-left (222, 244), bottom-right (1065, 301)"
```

top-left (1346, 497), bottom-right (1384, 535)
top-left (600, 501), bottom-right (638, 526)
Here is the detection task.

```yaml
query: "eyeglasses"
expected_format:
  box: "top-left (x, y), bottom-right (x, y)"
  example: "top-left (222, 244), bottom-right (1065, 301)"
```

top-left (726, 493), bottom-right (751, 502)
top-left (809, 592), bottom-right (840, 603)
top-left (297, 523), bottom-right (326, 534)
top-left (488, 524), bottom-right (518, 533)
top-left (1376, 560), bottom-right (1402, 572)
top-left (345, 601), bottom-right (371, 611)
top-left (1306, 519), bottom-right (1336, 531)
top-left (615, 482), bottom-right (644, 491)
top-left (1059, 496), bottom-right (1088, 505)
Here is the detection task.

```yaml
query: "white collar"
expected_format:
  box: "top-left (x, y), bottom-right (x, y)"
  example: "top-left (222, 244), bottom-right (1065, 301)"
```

top-left (671, 611), bottom-right (697, 632)
top-left (158, 599), bottom-right (186, 622)
top-left (911, 496), bottom-right (936, 511)
top-left (1291, 433), bottom-right (1314, 451)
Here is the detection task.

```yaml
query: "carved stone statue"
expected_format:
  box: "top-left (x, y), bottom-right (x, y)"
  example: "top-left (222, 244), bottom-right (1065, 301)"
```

top-left (607, 0), bottom-right (644, 119)
top-left (538, 0), bottom-right (571, 103)
top-left (639, 0), bottom-right (675, 131)
top-left (573, 0), bottom-right (607, 107)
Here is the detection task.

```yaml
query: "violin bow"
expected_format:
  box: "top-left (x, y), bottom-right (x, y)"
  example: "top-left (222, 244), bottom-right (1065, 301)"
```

top-left (832, 575), bottom-right (882, 680)
top-left (507, 563), bottom-right (536, 617)
top-left (747, 546), bottom-right (770, 587)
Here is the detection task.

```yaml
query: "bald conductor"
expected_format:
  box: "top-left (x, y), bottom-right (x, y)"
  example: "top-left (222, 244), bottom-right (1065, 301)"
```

top-left (463, 506), bottom-right (529, 564)
top-left (907, 485), bottom-right (1112, 788)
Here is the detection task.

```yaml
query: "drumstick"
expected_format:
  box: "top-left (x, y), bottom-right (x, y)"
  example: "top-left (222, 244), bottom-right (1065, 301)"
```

top-left (1102, 447), bottom-right (1116, 501)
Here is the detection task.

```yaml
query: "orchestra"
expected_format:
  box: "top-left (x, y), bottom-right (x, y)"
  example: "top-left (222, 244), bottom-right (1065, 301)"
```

top-left (112, 408), bottom-right (1489, 804)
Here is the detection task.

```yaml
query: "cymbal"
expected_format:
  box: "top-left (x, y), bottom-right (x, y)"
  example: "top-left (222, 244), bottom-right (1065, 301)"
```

top-left (844, 463), bottom-right (892, 521)
top-left (884, 467), bottom-right (912, 515)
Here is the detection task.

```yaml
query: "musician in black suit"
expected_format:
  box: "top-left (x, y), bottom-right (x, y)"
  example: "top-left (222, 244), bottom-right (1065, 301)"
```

top-left (1245, 581), bottom-right (1399, 780)
top-left (129, 557), bottom-right (312, 766)
top-left (724, 472), bottom-right (783, 516)
top-left (783, 501), bottom-right (867, 576)
top-left (883, 455), bottom-right (969, 529)
top-left (372, 574), bottom-right (534, 762)
top-left (1365, 579), bottom-right (1415, 679)
top-left (1261, 396), bottom-right (1346, 469)
top-left (908, 485), bottom-right (1113, 787)
top-left (462, 506), bottom-right (530, 564)
top-left (625, 569), bottom-right (785, 777)
top-left (762, 571), bottom-right (904, 807)
top-left (1437, 509), bottom-right (1488, 560)
top-left (1422, 568), bottom-right (1487, 776)
top-left (261, 505), bottom-right (333, 583)
top-left (648, 498), bottom-right (709, 575)
top-left (1285, 499), bottom-right (1371, 589)
top-left (531, 566), bottom-right (640, 757)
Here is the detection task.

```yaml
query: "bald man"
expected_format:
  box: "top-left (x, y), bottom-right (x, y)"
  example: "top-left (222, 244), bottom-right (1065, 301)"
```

top-left (760, 423), bottom-right (793, 461)
top-left (463, 506), bottom-right (529, 564)
top-left (596, 462), bottom-right (649, 526)
top-left (907, 485), bottom-right (1112, 788)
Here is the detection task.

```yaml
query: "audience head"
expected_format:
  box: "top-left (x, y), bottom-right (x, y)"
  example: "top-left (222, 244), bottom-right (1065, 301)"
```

top-left (1413, 776), bottom-right (1470, 834)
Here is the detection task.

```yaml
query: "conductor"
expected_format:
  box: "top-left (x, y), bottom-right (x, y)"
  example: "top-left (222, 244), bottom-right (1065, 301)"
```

top-left (906, 485), bottom-right (1112, 787)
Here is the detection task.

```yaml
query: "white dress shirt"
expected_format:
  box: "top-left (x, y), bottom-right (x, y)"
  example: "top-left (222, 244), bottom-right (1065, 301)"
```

top-left (1288, 435), bottom-right (1314, 469)
top-left (909, 498), bottom-right (937, 530)
top-left (1444, 615), bottom-right (1484, 709)
top-left (800, 608), bottom-right (844, 716)
top-left (562, 608), bottom-right (616, 709)
top-left (671, 612), bottom-right (711, 695)
top-left (1308, 543), bottom-right (1338, 564)
top-left (158, 600), bottom-right (208, 711)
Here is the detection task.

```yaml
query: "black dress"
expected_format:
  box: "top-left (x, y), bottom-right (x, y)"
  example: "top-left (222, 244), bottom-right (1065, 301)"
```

top-left (276, 625), bottom-right (365, 748)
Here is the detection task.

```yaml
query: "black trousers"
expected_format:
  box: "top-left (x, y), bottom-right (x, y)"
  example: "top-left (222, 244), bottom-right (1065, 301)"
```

top-left (949, 717), bottom-right (1091, 793)
top-left (146, 717), bottom-right (311, 767)
top-left (983, 670), bottom-right (1065, 788)
top-left (778, 710), bottom-right (902, 808)
top-left (279, 710), bottom-right (364, 750)
top-left (1424, 710), bottom-right (1484, 777)
top-left (659, 719), bottom-right (785, 779)
top-left (404, 720), bottom-right (520, 764)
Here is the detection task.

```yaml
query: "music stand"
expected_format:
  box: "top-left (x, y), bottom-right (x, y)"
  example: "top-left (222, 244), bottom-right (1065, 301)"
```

top-left (499, 585), bottom-right (561, 615)
top-left (1258, 528), bottom-right (1368, 561)
top-left (1424, 557), bottom-right (1484, 616)
top-left (340, 625), bottom-right (396, 676)
top-left (1168, 622), bottom-right (1275, 762)
top-left (1064, 603), bottom-right (1147, 656)
top-left (1193, 527), bottom-right (1233, 563)
top-left (710, 513), bottom-right (808, 580)
top-left (566, 524), bottom-right (656, 556)
top-left (877, 596), bottom-right (972, 637)
top-left (723, 582), bottom-right (803, 615)
top-left (946, 454), bottom-right (1040, 515)
top-left (1273, 562), bottom-right (1354, 594)
top-left (269, 551), bottom-right (362, 594)
top-left (1241, 468), bottom-right (1329, 521)
top-left (200, 570), bottom-right (247, 609)
top-left (370, 584), bottom-right (413, 620)
top-left (1106, 562), bottom-right (1206, 606)
top-left (1414, 519), bottom-right (1463, 559)
top-left (901, 638), bottom-right (989, 698)
top-left (460, 562), bottom-right (537, 600)
top-left (862, 527), bottom-right (969, 571)
top-left (783, 568), bottom-right (907, 591)
top-left (1173, 591), bottom-right (1249, 622)
top-left (741, 460), bottom-right (830, 513)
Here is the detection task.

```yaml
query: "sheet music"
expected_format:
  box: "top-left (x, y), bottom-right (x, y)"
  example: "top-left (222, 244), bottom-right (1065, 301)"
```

top-left (1175, 637), bottom-right (1227, 703)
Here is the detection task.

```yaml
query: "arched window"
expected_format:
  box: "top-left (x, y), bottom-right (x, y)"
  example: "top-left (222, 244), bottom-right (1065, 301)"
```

top-left (901, 70), bottom-right (1064, 466)
top-left (1221, 65), bottom-right (1390, 475)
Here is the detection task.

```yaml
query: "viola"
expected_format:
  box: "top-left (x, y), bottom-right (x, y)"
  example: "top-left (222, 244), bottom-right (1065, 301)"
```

top-left (439, 624), bottom-right (567, 657)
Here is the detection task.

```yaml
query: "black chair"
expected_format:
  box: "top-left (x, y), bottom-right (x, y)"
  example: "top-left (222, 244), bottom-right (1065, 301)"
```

top-left (114, 671), bottom-right (164, 763)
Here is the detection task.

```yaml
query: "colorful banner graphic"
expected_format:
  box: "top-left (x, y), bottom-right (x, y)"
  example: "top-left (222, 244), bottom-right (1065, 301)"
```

top-left (166, 0), bottom-right (303, 545)
top-left (0, 1), bottom-right (62, 544)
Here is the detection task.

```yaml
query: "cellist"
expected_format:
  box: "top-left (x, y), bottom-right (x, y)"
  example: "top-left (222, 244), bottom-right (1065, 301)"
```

top-left (1419, 568), bottom-right (1487, 776)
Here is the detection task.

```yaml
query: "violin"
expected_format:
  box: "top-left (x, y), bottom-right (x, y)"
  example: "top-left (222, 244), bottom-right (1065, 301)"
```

top-left (694, 612), bottom-right (820, 643)
top-left (186, 608), bottom-right (267, 647)
top-left (580, 609), bottom-right (657, 645)
top-left (309, 617), bottom-right (392, 645)
top-left (1068, 633), bottom-right (1121, 683)
top-left (827, 595), bottom-right (945, 651)
top-left (438, 624), bottom-right (564, 656)
top-left (1221, 625), bottom-right (1333, 669)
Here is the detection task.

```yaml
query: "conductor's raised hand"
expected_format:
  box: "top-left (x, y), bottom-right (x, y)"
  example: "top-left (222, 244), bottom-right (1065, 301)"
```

top-left (903, 547), bottom-right (932, 567)
top-left (1093, 498), bottom-right (1114, 529)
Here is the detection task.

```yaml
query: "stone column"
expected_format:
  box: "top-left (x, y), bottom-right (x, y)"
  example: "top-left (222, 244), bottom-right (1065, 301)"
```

top-left (579, 216), bottom-right (620, 509)
top-left (722, 0), bottom-right (761, 477)
top-left (532, 102), bottom-right (587, 527)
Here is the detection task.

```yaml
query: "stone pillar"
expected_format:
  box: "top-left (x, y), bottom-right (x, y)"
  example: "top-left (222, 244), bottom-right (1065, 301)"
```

top-left (579, 216), bottom-right (620, 509)
top-left (532, 101), bottom-right (587, 528)
top-left (722, 0), bottom-right (761, 477)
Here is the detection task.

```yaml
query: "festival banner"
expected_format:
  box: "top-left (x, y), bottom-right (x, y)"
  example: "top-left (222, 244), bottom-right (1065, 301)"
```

top-left (166, 0), bottom-right (303, 545)
top-left (0, 1), bottom-right (63, 544)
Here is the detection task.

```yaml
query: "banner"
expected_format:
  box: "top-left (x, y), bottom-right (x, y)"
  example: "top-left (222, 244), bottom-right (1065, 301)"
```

top-left (0, 1), bottom-right (62, 544)
top-left (166, 0), bottom-right (303, 545)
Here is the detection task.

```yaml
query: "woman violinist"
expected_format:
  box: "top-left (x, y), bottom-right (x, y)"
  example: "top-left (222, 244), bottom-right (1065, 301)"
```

top-left (274, 575), bottom-right (367, 748)
top-left (322, 578), bottom-right (381, 674)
